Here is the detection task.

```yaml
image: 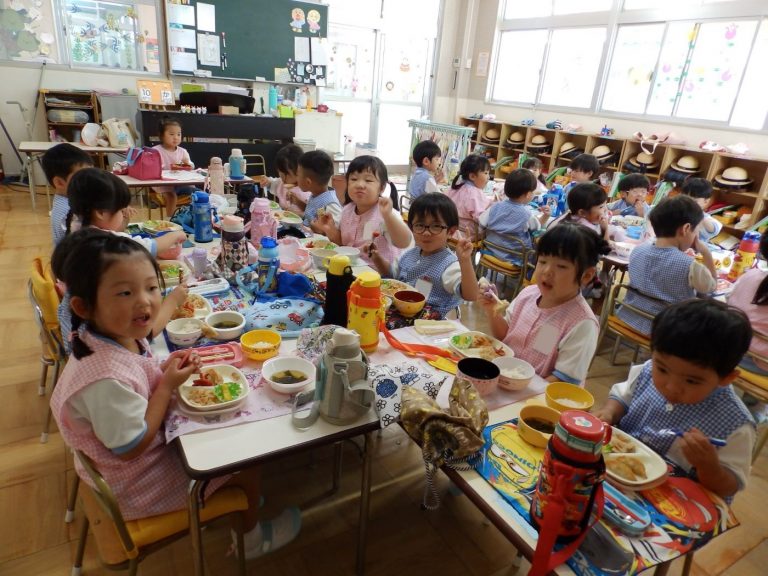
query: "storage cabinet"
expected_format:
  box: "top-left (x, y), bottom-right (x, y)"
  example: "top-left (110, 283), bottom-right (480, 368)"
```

top-left (40, 89), bottom-right (101, 144)
top-left (458, 115), bottom-right (768, 238)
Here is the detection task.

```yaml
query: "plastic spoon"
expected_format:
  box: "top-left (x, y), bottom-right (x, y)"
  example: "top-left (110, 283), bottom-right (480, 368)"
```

top-left (647, 427), bottom-right (726, 447)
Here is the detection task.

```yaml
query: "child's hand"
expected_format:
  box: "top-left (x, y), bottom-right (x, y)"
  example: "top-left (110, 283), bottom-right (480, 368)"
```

top-left (316, 211), bottom-right (334, 232)
top-left (370, 245), bottom-right (388, 275)
top-left (122, 206), bottom-right (139, 222)
top-left (680, 428), bottom-right (720, 471)
top-left (455, 237), bottom-right (473, 261)
top-left (167, 283), bottom-right (189, 308)
top-left (599, 213), bottom-right (610, 233)
top-left (378, 195), bottom-right (393, 214)
top-left (255, 175), bottom-right (270, 187)
top-left (160, 350), bottom-right (200, 388)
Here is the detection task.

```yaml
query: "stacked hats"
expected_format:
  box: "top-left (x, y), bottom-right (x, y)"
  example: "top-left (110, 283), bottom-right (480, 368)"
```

top-left (527, 134), bottom-right (551, 154)
top-left (546, 119), bottom-right (563, 130)
top-left (591, 145), bottom-right (616, 165)
top-left (558, 141), bottom-right (583, 160)
top-left (482, 127), bottom-right (500, 143)
top-left (506, 131), bottom-right (525, 149)
top-left (713, 166), bottom-right (753, 190)
top-left (623, 152), bottom-right (658, 174)
top-left (663, 155), bottom-right (701, 185)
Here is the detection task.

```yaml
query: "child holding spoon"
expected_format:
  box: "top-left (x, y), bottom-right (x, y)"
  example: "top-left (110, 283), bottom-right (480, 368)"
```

top-left (593, 299), bottom-right (756, 500)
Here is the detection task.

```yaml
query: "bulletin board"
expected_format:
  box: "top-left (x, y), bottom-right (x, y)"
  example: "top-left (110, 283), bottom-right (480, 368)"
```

top-left (166, 0), bottom-right (329, 84)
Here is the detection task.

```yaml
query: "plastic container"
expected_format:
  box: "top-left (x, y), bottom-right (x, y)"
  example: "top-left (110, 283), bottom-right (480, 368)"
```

top-left (257, 236), bottom-right (280, 293)
top-left (229, 148), bottom-right (246, 179)
top-left (249, 197), bottom-right (278, 249)
top-left (322, 254), bottom-right (354, 327)
top-left (268, 85), bottom-right (278, 113)
top-left (192, 191), bottom-right (213, 243)
top-left (347, 270), bottom-right (382, 353)
top-left (192, 248), bottom-right (208, 279)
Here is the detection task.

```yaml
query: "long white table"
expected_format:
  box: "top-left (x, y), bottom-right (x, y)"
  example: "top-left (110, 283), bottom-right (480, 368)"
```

top-left (118, 172), bottom-right (253, 219)
top-left (19, 141), bottom-right (129, 210)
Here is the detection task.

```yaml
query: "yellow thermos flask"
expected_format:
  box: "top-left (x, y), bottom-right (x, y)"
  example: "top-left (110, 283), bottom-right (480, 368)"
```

top-left (347, 270), bottom-right (383, 353)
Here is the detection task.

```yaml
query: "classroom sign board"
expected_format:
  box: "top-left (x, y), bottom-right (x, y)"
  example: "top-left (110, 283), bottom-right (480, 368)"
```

top-left (166, 0), bottom-right (329, 84)
top-left (136, 80), bottom-right (175, 106)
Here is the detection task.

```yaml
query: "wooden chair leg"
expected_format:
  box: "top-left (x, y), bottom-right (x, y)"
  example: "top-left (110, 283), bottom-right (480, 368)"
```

top-left (72, 515), bottom-right (89, 576)
top-left (38, 355), bottom-right (52, 395)
top-left (610, 333), bottom-right (621, 365)
top-left (632, 345), bottom-right (641, 364)
top-left (681, 551), bottom-right (694, 576)
top-left (753, 423), bottom-right (768, 464)
top-left (236, 520), bottom-right (246, 576)
top-left (128, 557), bottom-right (139, 576)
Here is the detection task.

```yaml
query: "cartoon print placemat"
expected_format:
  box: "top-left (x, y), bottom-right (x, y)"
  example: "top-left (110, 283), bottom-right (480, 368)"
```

top-left (475, 420), bottom-right (738, 575)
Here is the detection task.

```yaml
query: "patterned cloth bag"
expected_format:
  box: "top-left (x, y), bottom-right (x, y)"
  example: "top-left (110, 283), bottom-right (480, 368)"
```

top-left (401, 377), bottom-right (488, 509)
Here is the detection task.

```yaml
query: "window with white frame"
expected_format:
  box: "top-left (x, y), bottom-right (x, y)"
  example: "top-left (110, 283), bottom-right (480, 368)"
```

top-left (491, 1), bottom-right (768, 130)
top-left (0, 0), bottom-right (161, 73)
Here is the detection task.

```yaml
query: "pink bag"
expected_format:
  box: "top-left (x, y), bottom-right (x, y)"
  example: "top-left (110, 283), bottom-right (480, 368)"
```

top-left (126, 147), bottom-right (162, 180)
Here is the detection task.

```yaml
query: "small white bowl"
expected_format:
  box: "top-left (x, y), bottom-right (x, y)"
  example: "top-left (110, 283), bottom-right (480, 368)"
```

top-left (204, 311), bottom-right (246, 340)
top-left (262, 357), bottom-right (315, 394)
top-left (493, 357), bottom-right (535, 391)
top-left (309, 248), bottom-right (338, 271)
top-left (166, 318), bottom-right (203, 347)
top-left (334, 246), bottom-right (360, 265)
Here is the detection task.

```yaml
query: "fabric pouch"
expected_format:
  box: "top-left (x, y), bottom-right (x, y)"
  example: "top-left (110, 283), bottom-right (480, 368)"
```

top-left (400, 377), bottom-right (488, 509)
top-left (369, 363), bottom-right (450, 428)
top-left (243, 297), bottom-right (323, 338)
top-left (126, 147), bottom-right (162, 180)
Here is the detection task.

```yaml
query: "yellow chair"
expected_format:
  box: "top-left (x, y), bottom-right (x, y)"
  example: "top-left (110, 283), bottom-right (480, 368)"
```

top-left (598, 283), bottom-right (666, 365)
top-left (732, 330), bottom-right (768, 463)
top-left (29, 260), bottom-right (66, 444)
top-left (475, 234), bottom-right (534, 299)
top-left (399, 193), bottom-right (412, 222)
top-left (71, 450), bottom-right (249, 576)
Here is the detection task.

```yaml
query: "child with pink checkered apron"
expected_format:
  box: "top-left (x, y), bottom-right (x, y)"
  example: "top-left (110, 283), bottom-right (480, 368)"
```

top-left (50, 229), bottom-right (301, 559)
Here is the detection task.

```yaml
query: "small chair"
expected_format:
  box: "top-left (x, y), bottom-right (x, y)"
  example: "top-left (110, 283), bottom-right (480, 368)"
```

top-left (241, 154), bottom-right (267, 181)
top-left (399, 193), bottom-right (412, 222)
top-left (475, 234), bottom-right (533, 300)
top-left (732, 330), bottom-right (768, 463)
top-left (598, 282), bottom-right (667, 365)
top-left (29, 259), bottom-right (66, 443)
top-left (71, 450), bottom-right (249, 576)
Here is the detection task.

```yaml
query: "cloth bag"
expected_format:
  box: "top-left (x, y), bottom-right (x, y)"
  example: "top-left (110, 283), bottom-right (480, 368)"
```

top-left (126, 147), bottom-right (162, 180)
top-left (400, 378), bottom-right (488, 509)
top-left (101, 118), bottom-right (137, 148)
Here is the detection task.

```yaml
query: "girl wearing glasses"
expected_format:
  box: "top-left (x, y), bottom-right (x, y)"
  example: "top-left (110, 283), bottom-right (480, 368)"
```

top-left (316, 155), bottom-right (412, 267)
top-left (378, 193), bottom-right (478, 318)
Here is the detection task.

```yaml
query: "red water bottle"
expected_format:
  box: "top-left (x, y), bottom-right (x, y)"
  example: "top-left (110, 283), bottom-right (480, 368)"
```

top-left (529, 410), bottom-right (608, 576)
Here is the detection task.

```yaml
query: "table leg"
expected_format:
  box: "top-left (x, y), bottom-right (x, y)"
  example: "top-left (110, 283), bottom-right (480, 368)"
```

top-left (26, 153), bottom-right (36, 210)
top-left (189, 479), bottom-right (205, 576)
top-left (355, 432), bottom-right (372, 576)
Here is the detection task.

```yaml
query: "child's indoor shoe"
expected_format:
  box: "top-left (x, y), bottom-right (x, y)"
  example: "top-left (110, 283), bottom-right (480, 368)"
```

top-left (232, 507), bottom-right (302, 560)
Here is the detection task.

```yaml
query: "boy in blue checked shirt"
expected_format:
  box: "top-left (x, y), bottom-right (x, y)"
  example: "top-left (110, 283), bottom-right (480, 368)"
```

top-left (295, 150), bottom-right (342, 230)
top-left (595, 299), bottom-right (755, 500)
top-left (408, 140), bottom-right (442, 200)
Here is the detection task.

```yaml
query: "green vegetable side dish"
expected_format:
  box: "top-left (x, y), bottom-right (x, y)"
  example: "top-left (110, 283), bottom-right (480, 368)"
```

top-left (213, 381), bottom-right (242, 403)
top-left (451, 334), bottom-right (473, 349)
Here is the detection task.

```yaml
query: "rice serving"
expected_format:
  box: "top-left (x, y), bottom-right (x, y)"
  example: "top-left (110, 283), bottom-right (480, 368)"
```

top-left (500, 366), bottom-right (529, 379)
top-left (555, 397), bottom-right (587, 408)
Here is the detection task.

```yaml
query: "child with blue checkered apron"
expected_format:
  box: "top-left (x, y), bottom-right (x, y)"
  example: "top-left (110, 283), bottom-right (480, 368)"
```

top-left (595, 300), bottom-right (755, 502)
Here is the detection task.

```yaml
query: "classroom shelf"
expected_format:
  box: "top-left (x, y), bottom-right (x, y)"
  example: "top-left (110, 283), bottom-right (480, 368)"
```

top-left (458, 115), bottom-right (768, 236)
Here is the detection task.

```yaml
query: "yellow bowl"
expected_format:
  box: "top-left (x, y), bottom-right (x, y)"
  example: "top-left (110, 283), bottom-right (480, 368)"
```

top-left (240, 329), bottom-right (281, 361)
top-left (393, 290), bottom-right (426, 318)
top-left (545, 382), bottom-right (595, 412)
top-left (518, 404), bottom-right (561, 448)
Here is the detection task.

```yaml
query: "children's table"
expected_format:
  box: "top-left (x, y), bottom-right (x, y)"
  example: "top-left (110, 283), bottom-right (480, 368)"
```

top-left (19, 141), bottom-right (129, 210)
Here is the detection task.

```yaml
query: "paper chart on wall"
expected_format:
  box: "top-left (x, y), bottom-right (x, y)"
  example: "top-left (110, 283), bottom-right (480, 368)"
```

top-left (171, 51), bottom-right (197, 72)
top-left (295, 37), bottom-right (310, 62)
top-left (310, 37), bottom-right (328, 66)
top-left (167, 3), bottom-right (195, 26)
top-left (197, 34), bottom-right (220, 66)
top-left (169, 26), bottom-right (197, 50)
top-left (196, 2), bottom-right (217, 33)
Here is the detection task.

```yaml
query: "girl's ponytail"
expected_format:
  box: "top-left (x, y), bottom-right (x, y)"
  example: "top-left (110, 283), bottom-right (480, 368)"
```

top-left (69, 315), bottom-right (94, 359)
top-left (450, 173), bottom-right (462, 189)
top-left (388, 182), bottom-right (399, 211)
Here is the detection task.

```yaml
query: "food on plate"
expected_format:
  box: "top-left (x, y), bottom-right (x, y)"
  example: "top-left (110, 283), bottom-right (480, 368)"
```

top-left (500, 366), bottom-right (529, 379)
top-left (303, 239), bottom-right (337, 250)
top-left (451, 332), bottom-right (508, 360)
top-left (380, 278), bottom-right (412, 298)
top-left (605, 434), bottom-right (637, 454)
top-left (211, 320), bottom-right (240, 329)
top-left (270, 370), bottom-right (308, 384)
top-left (160, 262), bottom-right (182, 279)
top-left (144, 220), bottom-right (180, 232)
top-left (172, 293), bottom-right (208, 319)
top-left (172, 320), bottom-right (201, 335)
top-left (186, 382), bottom-right (243, 406)
top-left (249, 340), bottom-right (276, 351)
top-left (607, 455), bottom-right (647, 482)
top-left (553, 397), bottom-right (589, 408)
top-left (524, 417), bottom-right (556, 434)
top-left (478, 277), bottom-right (510, 315)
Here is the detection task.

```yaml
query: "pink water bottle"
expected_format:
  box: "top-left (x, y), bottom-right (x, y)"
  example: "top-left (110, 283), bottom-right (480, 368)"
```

top-left (249, 198), bottom-right (278, 249)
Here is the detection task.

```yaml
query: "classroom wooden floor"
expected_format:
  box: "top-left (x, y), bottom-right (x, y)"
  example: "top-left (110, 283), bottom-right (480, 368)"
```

top-left (1, 183), bottom-right (766, 576)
